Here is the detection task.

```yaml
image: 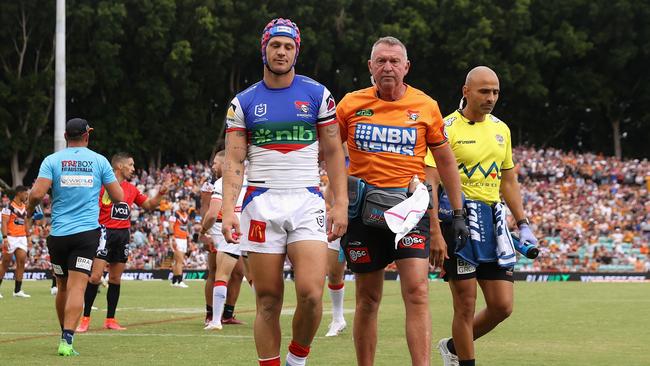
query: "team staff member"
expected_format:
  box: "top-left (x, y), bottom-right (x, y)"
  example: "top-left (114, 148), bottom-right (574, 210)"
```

top-left (337, 36), bottom-right (467, 366)
top-left (427, 66), bottom-right (538, 366)
top-left (221, 18), bottom-right (348, 366)
top-left (77, 152), bottom-right (169, 332)
top-left (0, 186), bottom-right (31, 298)
top-left (27, 118), bottom-right (123, 356)
top-left (169, 199), bottom-right (191, 288)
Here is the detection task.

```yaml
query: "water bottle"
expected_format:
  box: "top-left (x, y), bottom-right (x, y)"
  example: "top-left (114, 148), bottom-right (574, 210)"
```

top-left (512, 234), bottom-right (539, 259)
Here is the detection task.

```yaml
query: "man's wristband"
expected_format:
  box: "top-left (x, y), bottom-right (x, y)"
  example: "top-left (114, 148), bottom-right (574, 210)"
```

top-left (516, 218), bottom-right (530, 228)
top-left (452, 208), bottom-right (466, 218)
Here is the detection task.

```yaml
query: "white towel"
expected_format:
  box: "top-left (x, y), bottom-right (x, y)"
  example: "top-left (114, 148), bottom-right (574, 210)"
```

top-left (384, 183), bottom-right (430, 249)
top-left (494, 203), bottom-right (516, 268)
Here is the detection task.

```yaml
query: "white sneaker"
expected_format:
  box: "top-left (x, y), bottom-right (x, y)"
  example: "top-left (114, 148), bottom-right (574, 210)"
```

top-left (203, 321), bottom-right (222, 330)
top-left (101, 277), bottom-right (109, 288)
top-left (176, 281), bottom-right (189, 288)
top-left (51, 287), bottom-right (58, 296)
top-left (325, 320), bottom-right (347, 337)
top-left (0, 292), bottom-right (3, 299)
top-left (170, 282), bottom-right (178, 287)
top-left (437, 338), bottom-right (459, 366)
top-left (13, 290), bottom-right (31, 298)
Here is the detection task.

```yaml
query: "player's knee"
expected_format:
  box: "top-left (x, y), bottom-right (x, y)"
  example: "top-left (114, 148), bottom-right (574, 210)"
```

top-left (296, 289), bottom-right (322, 309)
top-left (356, 291), bottom-right (381, 314)
top-left (453, 296), bottom-right (476, 320)
top-left (489, 302), bottom-right (513, 321)
top-left (89, 274), bottom-right (102, 285)
top-left (108, 274), bottom-right (121, 284)
top-left (402, 279), bottom-right (429, 306)
top-left (257, 294), bottom-right (283, 317)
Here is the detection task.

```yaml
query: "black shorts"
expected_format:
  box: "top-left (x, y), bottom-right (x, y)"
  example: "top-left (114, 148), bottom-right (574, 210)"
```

top-left (342, 214), bottom-right (430, 273)
top-left (47, 228), bottom-right (101, 277)
top-left (441, 223), bottom-right (514, 282)
top-left (96, 227), bottom-right (130, 263)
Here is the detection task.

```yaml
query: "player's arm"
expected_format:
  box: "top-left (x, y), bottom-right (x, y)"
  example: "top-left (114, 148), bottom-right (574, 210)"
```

top-left (221, 129), bottom-right (247, 243)
top-left (430, 144), bottom-right (463, 211)
top-left (140, 181), bottom-right (170, 211)
top-left (27, 177), bottom-right (51, 217)
top-left (200, 197), bottom-right (222, 236)
top-left (1, 212), bottom-right (9, 247)
top-left (319, 122), bottom-right (348, 241)
top-left (499, 168), bottom-right (525, 222)
top-left (199, 190), bottom-right (212, 218)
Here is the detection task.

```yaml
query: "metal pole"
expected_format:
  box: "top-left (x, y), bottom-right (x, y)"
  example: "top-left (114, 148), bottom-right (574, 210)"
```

top-left (54, 0), bottom-right (66, 151)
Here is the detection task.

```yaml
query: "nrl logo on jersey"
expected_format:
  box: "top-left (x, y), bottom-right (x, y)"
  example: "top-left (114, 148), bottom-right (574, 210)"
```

top-left (254, 103), bottom-right (267, 117)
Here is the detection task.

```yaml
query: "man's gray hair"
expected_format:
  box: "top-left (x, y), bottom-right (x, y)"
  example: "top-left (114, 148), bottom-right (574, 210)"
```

top-left (370, 36), bottom-right (408, 60)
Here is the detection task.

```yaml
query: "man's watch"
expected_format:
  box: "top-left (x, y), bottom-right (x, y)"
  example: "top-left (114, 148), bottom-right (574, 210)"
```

top-left (452, 208), bottom-right (466, 218)
top-left (516, 218), bottom-right (530, 228)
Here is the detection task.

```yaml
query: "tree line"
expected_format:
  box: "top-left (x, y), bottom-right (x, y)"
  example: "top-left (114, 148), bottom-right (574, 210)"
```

top-left (1, 0), bottom-right (648, 187)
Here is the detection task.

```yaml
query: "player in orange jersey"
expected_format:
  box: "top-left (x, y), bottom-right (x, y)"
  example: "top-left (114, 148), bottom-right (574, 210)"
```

top-left (169, 199), bottom-right (191, 288)
top-left (0, 186), bottom-right (31, 298)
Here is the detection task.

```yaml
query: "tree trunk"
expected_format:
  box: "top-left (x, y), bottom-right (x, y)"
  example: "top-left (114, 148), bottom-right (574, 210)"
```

top-left (611, 118), bottom-right (622, 159)
top-left (10, 152), bottom-right (27, 187)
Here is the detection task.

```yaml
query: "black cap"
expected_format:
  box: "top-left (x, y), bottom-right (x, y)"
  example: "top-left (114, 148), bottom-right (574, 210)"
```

top-left (65, 118), bottom-right (93, 137)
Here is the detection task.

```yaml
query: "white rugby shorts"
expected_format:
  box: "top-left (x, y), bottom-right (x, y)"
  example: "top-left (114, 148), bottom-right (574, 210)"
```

top-left (6, 236), bottom-right (28, 254)
top-left (239, 187), bottom-right (327, 254)
top-left (174, 238), bottom-right (188, 252)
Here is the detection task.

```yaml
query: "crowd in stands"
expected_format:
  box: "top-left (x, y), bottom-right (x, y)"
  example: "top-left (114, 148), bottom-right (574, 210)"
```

top-left (1, 147), bottom-right (649, 273)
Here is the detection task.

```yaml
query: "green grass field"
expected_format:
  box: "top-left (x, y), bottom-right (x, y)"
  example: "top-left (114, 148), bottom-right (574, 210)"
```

top-left (1, 280), bottom-right (649, 365)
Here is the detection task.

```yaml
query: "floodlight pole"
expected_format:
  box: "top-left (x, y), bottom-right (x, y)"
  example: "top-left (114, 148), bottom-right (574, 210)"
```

top-left (54, 0), bottom-right (66, 151)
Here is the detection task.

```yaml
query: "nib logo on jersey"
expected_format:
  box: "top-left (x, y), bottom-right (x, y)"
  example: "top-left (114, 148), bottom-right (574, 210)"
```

top-left (250, 121), bottom-right (317, 154)
top-left (354, 123), bottom-right (416, 156)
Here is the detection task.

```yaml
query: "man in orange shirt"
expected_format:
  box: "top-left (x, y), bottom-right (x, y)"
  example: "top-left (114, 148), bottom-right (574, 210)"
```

top-left (0, 186), bottom-right (31, 298)
top-left (169, 199), bottom-right (191, 288)
top-left (337, 36), bottom-right (467, 366)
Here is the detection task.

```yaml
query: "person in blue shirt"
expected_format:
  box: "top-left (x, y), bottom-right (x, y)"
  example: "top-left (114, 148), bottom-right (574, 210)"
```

top-left (27, 118), bottom-right (123, 356)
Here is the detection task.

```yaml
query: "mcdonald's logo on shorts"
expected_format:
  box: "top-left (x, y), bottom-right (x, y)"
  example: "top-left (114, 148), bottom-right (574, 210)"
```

top-left (248, 219), bottom-right (267, 243)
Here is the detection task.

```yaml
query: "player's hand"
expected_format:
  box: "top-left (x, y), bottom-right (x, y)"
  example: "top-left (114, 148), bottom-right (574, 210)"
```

top-left (327, 203), bottom-right (348, 242)
top-left (429, 231), bottom-right (447, 269)
top-left (519, 224), bottom-right (538, 245)
top-left (221, 211), bottom-right (241, 244)
top-left (451, 213), bottom-right (469, 252)
top-left (159, 179), bottom-right (173, 195)
top-left (200, 233), bottom-right (213, 246)
top-left (171, 242), bottom-right (178, 251)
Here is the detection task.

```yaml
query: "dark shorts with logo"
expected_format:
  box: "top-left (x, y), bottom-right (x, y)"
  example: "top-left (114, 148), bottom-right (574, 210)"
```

top-left (96, 227), bottom-right (130, 263)
top-left (47, 228), bottom-right (101, 277)
top-left (342, 214), bottom-right (430, 273)
top-left (441, 223), bottom-right (514, 282)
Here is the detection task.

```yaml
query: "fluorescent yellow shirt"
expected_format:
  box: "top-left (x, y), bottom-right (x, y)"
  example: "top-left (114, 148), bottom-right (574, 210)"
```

top-left (425, 110), bottom-right (514, 204)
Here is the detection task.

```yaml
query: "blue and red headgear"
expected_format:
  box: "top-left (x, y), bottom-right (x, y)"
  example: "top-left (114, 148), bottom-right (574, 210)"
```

top-left (260, 18), bottom-right (301, 66)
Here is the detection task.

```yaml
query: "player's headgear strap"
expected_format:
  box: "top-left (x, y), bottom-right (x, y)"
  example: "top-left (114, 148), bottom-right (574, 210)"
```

top-left (260, 18), bottom-right (301, 66)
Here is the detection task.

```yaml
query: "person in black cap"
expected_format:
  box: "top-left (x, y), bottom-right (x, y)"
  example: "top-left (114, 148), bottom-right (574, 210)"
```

top-left (27, 118), bottom-right (123, 356)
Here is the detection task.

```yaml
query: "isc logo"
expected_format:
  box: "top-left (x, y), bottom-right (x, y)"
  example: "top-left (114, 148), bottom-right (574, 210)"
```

top-left (348, 248), bottom-right (371, 263)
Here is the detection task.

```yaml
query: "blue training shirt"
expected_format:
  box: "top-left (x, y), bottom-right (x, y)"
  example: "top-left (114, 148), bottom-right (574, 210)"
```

top-left (37, 147), bottom-right (116, 236)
